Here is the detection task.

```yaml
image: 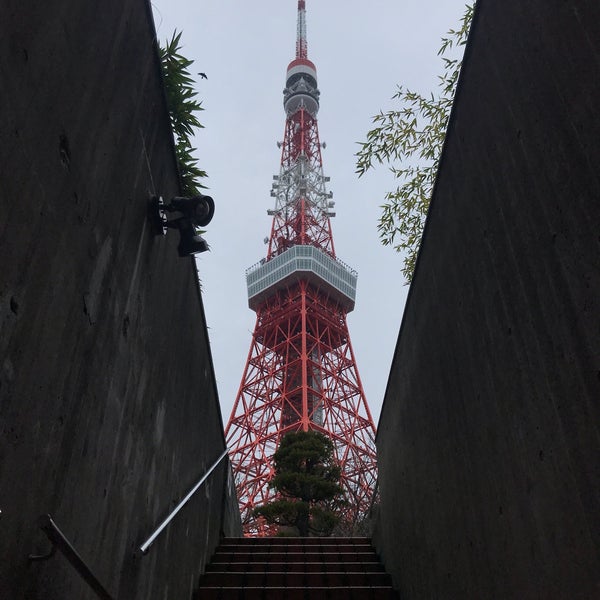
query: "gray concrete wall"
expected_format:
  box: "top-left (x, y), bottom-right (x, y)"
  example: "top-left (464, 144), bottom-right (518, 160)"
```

top-left (374, 1), bottom-right (600, 598)
top-left (0, 1), bottom-right (241, 598)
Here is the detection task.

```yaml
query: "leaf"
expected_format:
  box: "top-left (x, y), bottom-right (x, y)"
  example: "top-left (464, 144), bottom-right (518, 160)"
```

top-left (355, 3), bottom-right (474, 283)
top-left (159, 30), bottom-right (208, 196)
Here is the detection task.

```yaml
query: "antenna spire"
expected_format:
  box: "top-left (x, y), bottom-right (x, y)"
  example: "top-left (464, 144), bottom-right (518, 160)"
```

top-left (296, 0), bottom-right (307, 59)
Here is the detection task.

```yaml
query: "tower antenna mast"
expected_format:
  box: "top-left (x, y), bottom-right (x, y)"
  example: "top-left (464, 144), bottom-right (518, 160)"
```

top-left (296, 0), bottom-right (308, 59)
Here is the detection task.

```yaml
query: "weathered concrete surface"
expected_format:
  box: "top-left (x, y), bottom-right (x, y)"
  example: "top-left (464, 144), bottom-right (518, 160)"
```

top-left (374, 1), bottom-right (600, 598)
top-left (0, 1), bottom-right (241, 599)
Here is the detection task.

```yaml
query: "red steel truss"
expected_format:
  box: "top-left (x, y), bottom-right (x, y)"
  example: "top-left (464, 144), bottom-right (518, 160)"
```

top-left (225, 0), bottom-right (377, 535)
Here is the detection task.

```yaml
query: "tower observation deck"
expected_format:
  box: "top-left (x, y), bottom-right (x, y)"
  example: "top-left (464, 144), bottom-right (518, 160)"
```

top-left (225, 0), bottom-right (378, 535)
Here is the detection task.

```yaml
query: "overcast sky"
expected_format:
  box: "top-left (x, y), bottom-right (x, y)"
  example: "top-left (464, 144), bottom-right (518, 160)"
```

top-left (150, 0), bottom-right (467, 425)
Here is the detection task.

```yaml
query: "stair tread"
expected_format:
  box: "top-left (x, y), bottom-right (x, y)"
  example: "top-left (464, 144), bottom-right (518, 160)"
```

top-left (212, 553), bottom-right (379, 561)
top-left (217, 546), bottom-right (374, 552)
top-left (214, 545), bottom-right (375, 549)
top-left (205, 570), bottom-right (388, 574)
top-left (195, 585), bottom-right (399, 598)
top-left (207, 562), bottom-right (385, 572)
top-left (197, 585), bottom-right (393, 590)
top-left (221, 538), bottom-right (371, 548)
top-left (216, 546), bottom-right (373, 553)
top-left (208, 560), bottom-right (383, 563)
top-left (215, 551), bottom-right (375, 556)
top-left (220, 537), bottom-right (372, 543)
top-left (213, 553), bottom-right (378, 556)
top-left (201, 572), bottom-right (392, 587)
top-left (195, 587), bottom-right (399, 599)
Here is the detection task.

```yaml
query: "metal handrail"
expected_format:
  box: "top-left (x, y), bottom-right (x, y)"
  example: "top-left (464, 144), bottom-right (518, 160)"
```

top-left (29, 514), bottom-right (114, 600)
top-left (139, 447), bottom-right (230, 554)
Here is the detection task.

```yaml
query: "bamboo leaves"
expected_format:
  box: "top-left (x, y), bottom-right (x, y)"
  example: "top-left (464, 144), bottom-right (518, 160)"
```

top-left (356, 4), bottom-right (474, 283)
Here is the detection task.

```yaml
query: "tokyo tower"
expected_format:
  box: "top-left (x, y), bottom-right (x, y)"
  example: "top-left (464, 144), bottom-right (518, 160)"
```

top-left (225, 0), bottom-right (377, 534)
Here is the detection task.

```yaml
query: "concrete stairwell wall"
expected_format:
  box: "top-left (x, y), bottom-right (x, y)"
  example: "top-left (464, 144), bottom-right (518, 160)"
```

top-left (374, 1), bottom-right (600, 598)
top-left (0, 1), bottom-right (241, 598)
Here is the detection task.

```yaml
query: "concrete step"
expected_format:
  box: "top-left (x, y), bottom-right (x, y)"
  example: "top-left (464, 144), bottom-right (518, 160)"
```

top-left (194, 586), bottom-right (399, 599)
top-left (219, 537), bottom-right (372, 546)
top-left (206, 561), bottom-right (385, 573)
top-left (212, 551), bottom-right (379, 562)
top-left (217, 543), bottom-right (374, 553)
top-left (200, 570), bottom-right (392, 587)
top-left (219, 540), bottom-right (373, 552)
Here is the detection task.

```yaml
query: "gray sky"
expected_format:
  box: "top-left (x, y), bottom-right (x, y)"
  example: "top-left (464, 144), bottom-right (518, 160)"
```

top-left (150, 1), bottom-right (467, 425)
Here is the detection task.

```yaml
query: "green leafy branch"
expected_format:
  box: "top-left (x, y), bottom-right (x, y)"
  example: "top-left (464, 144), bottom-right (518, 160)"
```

top-left (159, 31), bottom-right (207, 196)
top-left (356, 4), bottom-right (474, 283)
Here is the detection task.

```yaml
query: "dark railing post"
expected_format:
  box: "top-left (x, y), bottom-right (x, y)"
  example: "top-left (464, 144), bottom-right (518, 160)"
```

top-left (29, 514), bottom-right (114, 600)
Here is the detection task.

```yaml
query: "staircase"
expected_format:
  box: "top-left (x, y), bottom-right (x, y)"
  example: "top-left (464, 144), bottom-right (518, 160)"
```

top-left (195, 537), bottom-right (398, 599)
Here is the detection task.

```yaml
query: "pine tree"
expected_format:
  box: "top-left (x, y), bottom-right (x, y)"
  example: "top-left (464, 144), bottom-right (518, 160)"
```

top-left (254, 431), bottom-right (345, 537)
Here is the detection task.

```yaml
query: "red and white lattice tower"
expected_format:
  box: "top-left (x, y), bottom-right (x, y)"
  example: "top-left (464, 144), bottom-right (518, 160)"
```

top-left (225, 0), bottom-right (377, 535)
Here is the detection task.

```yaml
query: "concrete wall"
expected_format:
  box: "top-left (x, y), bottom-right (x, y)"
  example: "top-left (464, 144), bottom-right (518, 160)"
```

top-left (0, 1), bottom-right (241, 598)
top-left (374, 1), bottom-right (600, 598)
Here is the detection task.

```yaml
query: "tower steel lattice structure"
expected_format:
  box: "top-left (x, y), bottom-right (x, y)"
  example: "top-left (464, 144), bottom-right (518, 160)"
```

top-left (225, 0), bottom-right (377, 535)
